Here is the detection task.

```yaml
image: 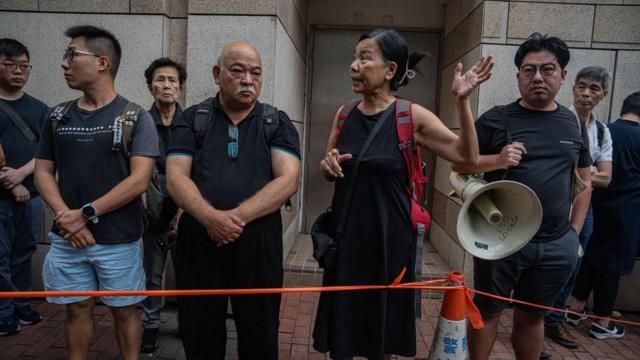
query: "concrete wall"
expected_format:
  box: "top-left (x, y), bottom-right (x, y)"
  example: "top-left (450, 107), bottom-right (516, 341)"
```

top-left (0, 12), bottom-right (170, 109)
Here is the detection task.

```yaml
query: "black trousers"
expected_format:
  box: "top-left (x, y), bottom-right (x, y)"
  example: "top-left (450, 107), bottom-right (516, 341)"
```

top-left (174, 213), bottom-right (283, 360)
top-left (572, 254), bottom-right (620, 317)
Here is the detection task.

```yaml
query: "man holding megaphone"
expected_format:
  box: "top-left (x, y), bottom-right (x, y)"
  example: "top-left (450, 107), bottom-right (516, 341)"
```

top-left (453, 33), bottom-right (593, 360)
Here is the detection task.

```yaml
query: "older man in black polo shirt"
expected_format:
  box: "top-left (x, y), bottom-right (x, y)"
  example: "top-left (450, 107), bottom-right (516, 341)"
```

top-left (165, 41), bottom-right (300, 360)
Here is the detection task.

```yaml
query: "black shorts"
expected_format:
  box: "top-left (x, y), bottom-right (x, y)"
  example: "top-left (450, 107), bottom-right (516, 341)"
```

top-left (473, 228), bottom-right (580, 316)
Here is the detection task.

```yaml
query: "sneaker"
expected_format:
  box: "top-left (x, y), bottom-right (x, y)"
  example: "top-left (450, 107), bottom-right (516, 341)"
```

top-left (15, 309), bottom-right (41, 325)
top-left (566, 309), bottom-right (587, 326)
top-left (141, 327), bottom-right (159, 353)
top-left (590, 322), bottom-right (625, 339)
top-left (0, 318), bottom-right (21, 336)
top-left (544, 322), bottom-right (579, 349)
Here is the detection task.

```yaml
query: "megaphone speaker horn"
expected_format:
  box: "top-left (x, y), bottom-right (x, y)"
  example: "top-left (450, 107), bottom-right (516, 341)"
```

top-left (449, 173), bottom-right (543, 260)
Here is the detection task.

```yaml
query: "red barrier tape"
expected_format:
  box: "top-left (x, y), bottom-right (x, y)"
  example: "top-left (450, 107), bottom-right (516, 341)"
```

top-left (1, 274), bottom-right (638, 328)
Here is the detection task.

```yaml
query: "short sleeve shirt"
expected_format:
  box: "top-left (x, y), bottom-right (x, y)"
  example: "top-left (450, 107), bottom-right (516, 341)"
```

top-left (570, 105), bottom-right (613, 164)
top-left (0, 93), bottom-right (49, 199)
top-left (476, 100), bottom-right (591, 240)
top-left (36, 95), bottom-right (159, 244)
top-left (167, 97), bottom-right (300, 210)
top-left (586, 119), bottom-right (613, 164)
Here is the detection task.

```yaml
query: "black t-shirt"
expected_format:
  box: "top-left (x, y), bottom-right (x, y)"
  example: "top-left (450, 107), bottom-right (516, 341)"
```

top-left (167, 98), bottom-right (300, 211)
top-left (0, 93), bottom-right (49, 199)
top-left (476, 100), bottom-right (592, 240)
top-left (36, 95), bottom-right (160, 244)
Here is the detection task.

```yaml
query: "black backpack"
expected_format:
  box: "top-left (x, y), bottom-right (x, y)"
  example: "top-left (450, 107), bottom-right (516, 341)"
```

top-left (191, 97), bottom-right (292, 211)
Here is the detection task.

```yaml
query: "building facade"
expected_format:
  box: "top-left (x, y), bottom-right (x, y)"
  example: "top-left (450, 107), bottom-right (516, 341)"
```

top-left (1, 0), bottom-right (639, 308)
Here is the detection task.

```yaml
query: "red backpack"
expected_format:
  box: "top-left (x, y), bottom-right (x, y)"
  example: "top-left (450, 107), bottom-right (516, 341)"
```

top-left (335, 98), bottom-right (431, 236)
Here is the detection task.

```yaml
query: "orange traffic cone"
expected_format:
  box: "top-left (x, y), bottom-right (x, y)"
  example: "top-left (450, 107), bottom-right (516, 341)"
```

top-left (428, 272), bottom-right (483, 359)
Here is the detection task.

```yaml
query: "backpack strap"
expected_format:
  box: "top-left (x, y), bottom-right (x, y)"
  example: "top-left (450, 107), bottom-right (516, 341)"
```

top-left (262, 103), bottom-right (279, 144)
top-left (0, 99), bottom-right (38, 145)
top-left (193, 97), bottom-right (215, 150)
top-left (49, 101), bottom-right (74, 137)
top-left (395, 98), bottom-right (423, 201)
top-left (335, 99), bottom-right (360, 141)
top-left (260, 103), bottom-right (293, 211)
top-left (113, 101), bottom-right (144, 157)
top-left (595, 120), bottom-right (605, 148)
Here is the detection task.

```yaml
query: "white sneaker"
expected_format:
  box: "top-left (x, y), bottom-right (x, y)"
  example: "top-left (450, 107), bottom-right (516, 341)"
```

top-left (565, 309), bottom-right (587, 326)
top-left (590, 322), bottom-right (625, 339)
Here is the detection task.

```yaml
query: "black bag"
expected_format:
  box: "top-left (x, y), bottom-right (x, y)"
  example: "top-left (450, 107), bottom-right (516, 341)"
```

top-left (311, 210), bottom-right (338, 269)
top-left (310, 103), bottom-right (393, 269)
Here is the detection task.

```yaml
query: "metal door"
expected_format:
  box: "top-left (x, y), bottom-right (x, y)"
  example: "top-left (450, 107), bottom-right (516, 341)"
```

top-left (304, 28), bottom-right (441, 232)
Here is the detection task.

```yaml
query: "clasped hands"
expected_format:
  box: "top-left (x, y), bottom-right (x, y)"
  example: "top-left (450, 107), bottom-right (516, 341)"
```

top-left (204, 208), bottom-right (246, 247)
top-left (0, 167), bottom-right (30, 202)
top-left (55, 209), bottom-right (96, 249)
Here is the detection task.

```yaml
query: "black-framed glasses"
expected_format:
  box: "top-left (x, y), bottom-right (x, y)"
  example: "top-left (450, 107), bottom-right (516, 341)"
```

top-left (63, 48), bottom-right (101, 63)
top-left (227, 124), bottom-right (239, 160)
top-left (520, 63), bottom-right (558, 79)
top-left (1, 62), bottom-right (32, 72)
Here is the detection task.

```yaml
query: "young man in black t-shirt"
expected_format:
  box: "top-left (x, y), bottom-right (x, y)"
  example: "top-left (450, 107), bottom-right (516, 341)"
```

top-left (0, 38), bottom-right (48, 336)
top-left (454, 33), bottom-right (592, 360)
top-left (166, 41), bottom-right (300, 360)
top-left (35, 26), bottom-right (158, 359)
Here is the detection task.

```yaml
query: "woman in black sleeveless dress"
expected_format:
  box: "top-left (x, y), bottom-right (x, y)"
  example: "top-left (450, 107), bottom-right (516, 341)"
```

top-left (312, 29), bottom-right (493, 359)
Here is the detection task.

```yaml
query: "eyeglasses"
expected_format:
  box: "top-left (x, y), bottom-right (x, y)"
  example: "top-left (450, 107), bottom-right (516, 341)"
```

top-left (520, 63), bottom-right (558, 79)
top-left (63, 48), bottom-right (101, 63)
top-left (227, 124), bottom-right (239, 160)
top-left (1, 62), bottom-right (32, 72)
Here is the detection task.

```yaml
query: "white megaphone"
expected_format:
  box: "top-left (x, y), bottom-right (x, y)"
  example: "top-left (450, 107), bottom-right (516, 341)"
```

top-left (449, 172), bottom-right (543, 260)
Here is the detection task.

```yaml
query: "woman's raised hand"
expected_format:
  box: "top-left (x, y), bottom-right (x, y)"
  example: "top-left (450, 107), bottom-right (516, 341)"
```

top-left (451, 56), bottom-right (494, 100)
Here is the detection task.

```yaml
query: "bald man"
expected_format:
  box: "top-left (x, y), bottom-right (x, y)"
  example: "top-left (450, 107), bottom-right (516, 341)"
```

top-left (165, 41), bottom-right (301, 359)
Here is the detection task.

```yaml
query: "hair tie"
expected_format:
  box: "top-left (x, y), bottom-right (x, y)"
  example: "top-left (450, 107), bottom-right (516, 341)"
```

top-left (398, 61), bottom-right (416, 85)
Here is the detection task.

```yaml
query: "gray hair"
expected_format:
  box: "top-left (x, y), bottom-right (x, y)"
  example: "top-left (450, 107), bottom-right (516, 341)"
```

top-left (574, 66), bottom-right (611, 91)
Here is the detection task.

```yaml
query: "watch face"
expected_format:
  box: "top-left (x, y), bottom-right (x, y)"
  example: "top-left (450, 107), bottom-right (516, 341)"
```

top-left (83, 205), bottom-right (96, 218)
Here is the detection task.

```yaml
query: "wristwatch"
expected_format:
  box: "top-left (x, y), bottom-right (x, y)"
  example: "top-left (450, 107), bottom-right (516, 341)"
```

top-left (81, 203), bottom-right (99, 224)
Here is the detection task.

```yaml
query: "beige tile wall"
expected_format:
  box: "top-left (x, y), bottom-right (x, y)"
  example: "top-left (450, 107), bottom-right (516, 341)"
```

top-left (0, 0), bottom-right (38, 11)
top-left (38, 0), bottom-right (130, 13)
top-left (189, 0), bottom-right (276, 14)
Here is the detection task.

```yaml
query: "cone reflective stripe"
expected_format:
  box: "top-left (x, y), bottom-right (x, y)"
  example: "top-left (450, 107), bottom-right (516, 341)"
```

top-left (428, 272), bottom-right (483, 360)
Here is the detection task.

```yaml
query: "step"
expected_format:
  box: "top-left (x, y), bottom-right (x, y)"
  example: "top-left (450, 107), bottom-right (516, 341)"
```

top-left (284, 234), bottom-right (451, 299)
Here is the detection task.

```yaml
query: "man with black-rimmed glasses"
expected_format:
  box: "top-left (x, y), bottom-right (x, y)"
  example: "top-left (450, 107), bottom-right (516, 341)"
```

top-left (34, 26), bottom-right (158, 360)
top-left (0, 38), bottom-right (48, 336)
top-left (453, 33), bottom-right (592, 360)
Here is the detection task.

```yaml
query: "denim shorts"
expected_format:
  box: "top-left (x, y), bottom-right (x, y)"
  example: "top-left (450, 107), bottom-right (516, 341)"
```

top-left (43, 232), bottom-right (146, 307)
top-left (473, 228), bottom-right (580, 316)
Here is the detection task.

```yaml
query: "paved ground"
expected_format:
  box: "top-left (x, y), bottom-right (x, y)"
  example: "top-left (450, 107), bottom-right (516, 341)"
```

top-left (5, 236), bottom-right (639, 359)
top-left (0, 297), bottom-right (639, 360)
